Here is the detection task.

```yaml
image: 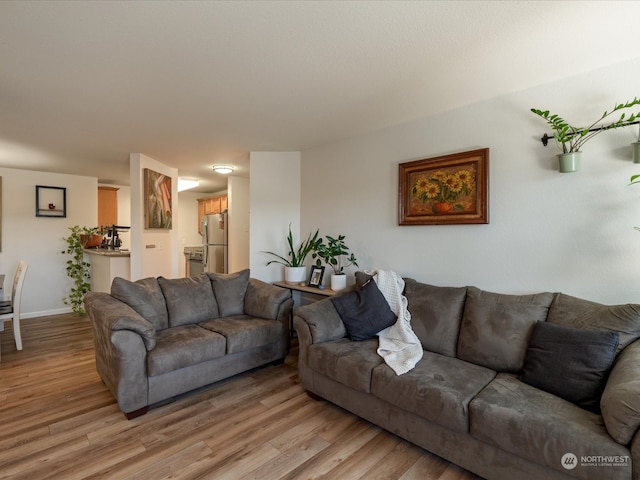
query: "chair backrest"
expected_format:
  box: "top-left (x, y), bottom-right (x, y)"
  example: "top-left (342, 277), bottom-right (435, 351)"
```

top-left (11, 261), bottom-right (28, 314)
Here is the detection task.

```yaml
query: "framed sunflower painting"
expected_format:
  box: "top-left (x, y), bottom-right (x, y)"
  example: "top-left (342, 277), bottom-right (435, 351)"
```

top-left (398, 148), bottom-right (489, 225)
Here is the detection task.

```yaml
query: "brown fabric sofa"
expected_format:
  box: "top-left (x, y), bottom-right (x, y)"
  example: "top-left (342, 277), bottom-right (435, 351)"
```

top-left (84, 269), bottom-right (292, 419)
top-left (293, 278), bottom-right (640, 480)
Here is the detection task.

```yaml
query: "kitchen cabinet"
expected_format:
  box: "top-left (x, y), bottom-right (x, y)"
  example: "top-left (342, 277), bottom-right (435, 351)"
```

top-left (98, 187), bottom-right (118, 227)
top-left (197, 194), bottom-right (227, 233)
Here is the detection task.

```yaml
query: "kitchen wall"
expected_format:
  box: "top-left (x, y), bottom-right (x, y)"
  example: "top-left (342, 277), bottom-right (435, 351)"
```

top-left (228, 176), bottom-right (250, 273)
top-left (301, 57), bottom-right (640, 305)
top-left (0, 167), bottom-right (97, 317)
top-left (98, 183), bottom-right (131, 250)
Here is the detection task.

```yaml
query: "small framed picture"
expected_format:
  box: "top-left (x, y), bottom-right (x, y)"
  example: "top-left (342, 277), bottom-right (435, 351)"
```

top-left (36, 185), bottom-right (67, 218)
top-left (308, 266), bottom-right (325, 287)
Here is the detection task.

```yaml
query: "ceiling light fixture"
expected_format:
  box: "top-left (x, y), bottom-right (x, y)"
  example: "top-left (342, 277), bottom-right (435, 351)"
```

top-left (177, 178), bottom-right (200, 192)
top-left (212, 165), bottom-right (234, 174)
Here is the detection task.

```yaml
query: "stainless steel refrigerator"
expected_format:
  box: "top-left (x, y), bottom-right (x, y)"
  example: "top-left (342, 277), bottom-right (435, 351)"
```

top-left (201, 212), bottom-right (228, 273)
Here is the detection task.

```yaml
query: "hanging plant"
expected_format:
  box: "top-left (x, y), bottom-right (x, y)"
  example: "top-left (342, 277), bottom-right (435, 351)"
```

top-left (62, 225), bottom-right (99, 314)
top-left (531, 98), bottom-right (640, 153)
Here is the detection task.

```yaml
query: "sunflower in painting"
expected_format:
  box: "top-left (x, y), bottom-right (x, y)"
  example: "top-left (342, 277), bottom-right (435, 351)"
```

top-left (411, 167), bottom-right (476, 214)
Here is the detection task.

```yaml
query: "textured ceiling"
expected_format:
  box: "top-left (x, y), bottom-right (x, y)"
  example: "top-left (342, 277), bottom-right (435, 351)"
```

top-left (1, 1), bottom-right (640, 192)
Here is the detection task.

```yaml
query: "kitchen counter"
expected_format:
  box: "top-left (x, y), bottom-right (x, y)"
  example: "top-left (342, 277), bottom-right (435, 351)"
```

top-left (84, 249), bottom-right (131, 292)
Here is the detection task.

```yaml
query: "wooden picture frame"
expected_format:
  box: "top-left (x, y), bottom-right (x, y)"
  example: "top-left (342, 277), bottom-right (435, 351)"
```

top-left (308, 265), bottom-right (325, 287)
top-left (144, 168), bottom-right (173, 229)
top-left (36, 185), bottom-right (67, 218)
top-left (398, 148), bottom-right (489, 225)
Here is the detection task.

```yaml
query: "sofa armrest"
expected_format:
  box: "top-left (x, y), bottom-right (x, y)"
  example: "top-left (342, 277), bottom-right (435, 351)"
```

top-left (293, 297), bottom-right (346, 345)
top-left (84, 292), bottom-right (151, 415)
top-left (244, 278), bottom-right (292, 320)
top-left (601, 338), bottom-right (640, 445)
top-left (84, 291), bottom-right (156, 350)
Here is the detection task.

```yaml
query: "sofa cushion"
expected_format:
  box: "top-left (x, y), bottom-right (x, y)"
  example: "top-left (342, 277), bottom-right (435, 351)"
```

top-left (520, 321), bottom-right (619, 413)
top-left (547, 293), bottom-right (640, 353)
top-left (371, 350), bottom-right (496, 433)
top-left (244, 278), bottom-right (291, 320)
top-left (200, 315), bottom-right (284, 354)
top-left (330, 279), bottom-right (397, 341)
top-left (158, 274), bottom-right (219, 327)
top-left (404, 279), bottom-right (466, 357)
top-left (470, 373), bottom-right (630, 479)
top-left (111, 276), bottom-right (169, 331)
top-left (208, 269), bottom-right (250, 317)
top-left (146, 325), bottom-right (226, 376)
top-left (457, 287), bottom-right (553, 372)
top-left (307, 338), bottom-right (383, 393)
top-left (601, 340), bottom-right (640, 445)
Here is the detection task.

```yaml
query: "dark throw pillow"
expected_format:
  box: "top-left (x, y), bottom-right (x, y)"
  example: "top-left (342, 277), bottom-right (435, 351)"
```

top-left (330, 279), bottom-right (397, 341)
top-left (520, 321), bottom-right (619, 413)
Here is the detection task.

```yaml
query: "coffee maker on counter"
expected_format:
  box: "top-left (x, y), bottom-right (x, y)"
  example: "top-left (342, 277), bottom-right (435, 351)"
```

top-left (100, 225), bottom-right (130, 250)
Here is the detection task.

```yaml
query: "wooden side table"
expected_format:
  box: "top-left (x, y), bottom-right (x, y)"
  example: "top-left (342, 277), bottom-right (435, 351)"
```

top-left (273, 281), bottom-right (340, 336)
top-left (273, 281), bottom-right (339, 297)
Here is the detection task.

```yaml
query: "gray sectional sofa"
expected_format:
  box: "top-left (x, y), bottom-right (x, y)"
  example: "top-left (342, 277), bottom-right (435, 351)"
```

top-left (84, 269), bottom-right (292, 419)
top-left (293, 277), bottom-right (640, 480)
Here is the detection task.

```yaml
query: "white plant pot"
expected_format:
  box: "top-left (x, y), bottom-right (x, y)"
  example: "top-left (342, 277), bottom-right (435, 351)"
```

top-left (284, 266), bottom-right (307, 285)
top-left (331, 274), bottom-right (347, 291)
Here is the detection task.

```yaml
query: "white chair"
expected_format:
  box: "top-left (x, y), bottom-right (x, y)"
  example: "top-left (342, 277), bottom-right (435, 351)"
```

top-left (0, 261), bottom-right (28, 351)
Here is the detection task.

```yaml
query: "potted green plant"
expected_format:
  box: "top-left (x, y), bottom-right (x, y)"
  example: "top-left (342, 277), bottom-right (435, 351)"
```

top-left (312, 234), bottom-right (359, 291)
top-left (263, 224), bottom-right (321, 285)
top-left (531, 98), bottom-right (640, 172)
top-left (62, 225), bottom-right (99, 314)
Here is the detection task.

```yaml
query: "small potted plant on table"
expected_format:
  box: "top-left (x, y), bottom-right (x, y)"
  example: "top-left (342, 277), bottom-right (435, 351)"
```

top-left (263, 224), bottom-right (321, 285)
top-left (312, 234), bottom-right (358, 291)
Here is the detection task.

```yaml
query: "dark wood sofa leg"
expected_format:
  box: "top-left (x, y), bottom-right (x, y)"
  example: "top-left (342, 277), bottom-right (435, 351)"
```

top-left (124, 406), bottom-right (149, 420)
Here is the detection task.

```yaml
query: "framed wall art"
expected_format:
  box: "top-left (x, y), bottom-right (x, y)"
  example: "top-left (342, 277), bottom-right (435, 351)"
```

top-left (144, 168), bottom-right (172, 229)
top-left (36, 185), bottom-right (67, 218)
top-left (398, 148), bottom-right (489, 225)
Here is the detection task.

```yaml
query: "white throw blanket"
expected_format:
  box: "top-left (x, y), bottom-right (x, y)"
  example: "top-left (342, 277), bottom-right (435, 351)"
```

top-left (369, 270), bottom-right (423, 375)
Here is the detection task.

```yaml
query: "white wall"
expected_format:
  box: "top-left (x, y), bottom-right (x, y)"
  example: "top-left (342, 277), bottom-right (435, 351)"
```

top-left (0, 167), bottom-right (97, 317)
top-left (301, 57), bottom-right (640, 305)
top-left (228, 176), bottom-right (250, 273)
top-left (129, 153), bottom-right (179, 280)
top-left (249, 151), bottom-right (301, 283)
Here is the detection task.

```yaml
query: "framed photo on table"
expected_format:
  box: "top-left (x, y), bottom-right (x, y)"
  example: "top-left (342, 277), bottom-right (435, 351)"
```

top-left (308, 266), bottom-right (325, 287)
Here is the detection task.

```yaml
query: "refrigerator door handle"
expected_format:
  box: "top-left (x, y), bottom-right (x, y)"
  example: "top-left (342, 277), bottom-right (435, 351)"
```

top-left (202, 218), bottom-right (208, 245)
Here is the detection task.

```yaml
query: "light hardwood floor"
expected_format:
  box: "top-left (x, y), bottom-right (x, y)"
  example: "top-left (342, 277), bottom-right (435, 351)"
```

top-left (0, 314), bottom-right (482, 480)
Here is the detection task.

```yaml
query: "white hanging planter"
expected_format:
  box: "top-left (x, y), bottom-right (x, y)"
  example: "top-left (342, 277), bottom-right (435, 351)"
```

top-left (330, 274), bottom-right (347, 291)
top-left (284, 266), bottom-right (307, 285)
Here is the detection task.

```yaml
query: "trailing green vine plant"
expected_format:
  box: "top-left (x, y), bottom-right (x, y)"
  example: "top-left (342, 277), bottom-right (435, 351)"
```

top-left (62, 225), bottom-right (99, 314)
